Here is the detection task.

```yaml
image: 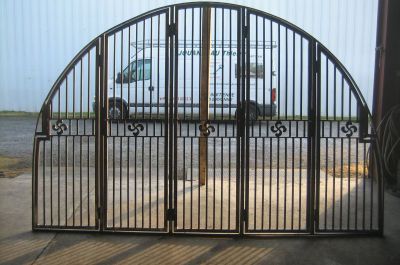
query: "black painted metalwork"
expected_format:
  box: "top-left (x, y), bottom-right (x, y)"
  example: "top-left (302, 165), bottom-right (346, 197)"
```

top-left (270, 121), bottom-right (287, 137)
top-left (127, 122), bottom-right (145, 136)
top-left (341, 121), bottom-right (358, 137)
top-left (52, 120), bottom-right (68, 135)
top-left (199, 121), bottom-right (216, 137)
top-left (32, 2), bottom-right (383, 236)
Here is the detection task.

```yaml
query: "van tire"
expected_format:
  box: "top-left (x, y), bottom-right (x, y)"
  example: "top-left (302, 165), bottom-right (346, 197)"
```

top-left (109, 101), bottom-right (127, 120)
top-left (234, 105), bottom-right (258, 120)
top-left (248, 104), bottom-right (258, 120)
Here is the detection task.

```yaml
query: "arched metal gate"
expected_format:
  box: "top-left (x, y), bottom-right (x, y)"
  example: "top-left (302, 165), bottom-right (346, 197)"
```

top-left (33, 2), bottom-right (383, 236)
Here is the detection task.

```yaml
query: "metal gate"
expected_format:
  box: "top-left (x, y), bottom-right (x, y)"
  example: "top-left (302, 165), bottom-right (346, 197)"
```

top-left (33, 2), bottom-right (383, 236)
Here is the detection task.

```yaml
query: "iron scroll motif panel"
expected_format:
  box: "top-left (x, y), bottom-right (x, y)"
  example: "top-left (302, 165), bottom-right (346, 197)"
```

top-left (32, 2), bottom-right (382, 236)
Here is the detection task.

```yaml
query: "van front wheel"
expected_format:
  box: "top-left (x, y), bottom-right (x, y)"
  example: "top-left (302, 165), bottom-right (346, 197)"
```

top-left (108, 101), bottom-right (127, 120)
top-left (248, 104), bottom-right (258, 121)
top-left (234, 105), bottom-right (258, 120)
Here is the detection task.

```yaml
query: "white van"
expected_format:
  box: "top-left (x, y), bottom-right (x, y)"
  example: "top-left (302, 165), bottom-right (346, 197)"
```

top-left (106, 40), bottom-right (277, 120)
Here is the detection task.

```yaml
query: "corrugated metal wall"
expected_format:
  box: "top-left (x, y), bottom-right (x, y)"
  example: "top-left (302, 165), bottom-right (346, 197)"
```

top-left (0, 0), bottom-right (378, 112)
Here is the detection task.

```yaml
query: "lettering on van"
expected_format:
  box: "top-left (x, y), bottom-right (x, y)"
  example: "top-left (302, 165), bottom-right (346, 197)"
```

top-left (210, 92), bottom-right (235, 102)
top-left (177, 49), bottom-right (237, 56)
top-left (159, 92), bottom-right (235, 102)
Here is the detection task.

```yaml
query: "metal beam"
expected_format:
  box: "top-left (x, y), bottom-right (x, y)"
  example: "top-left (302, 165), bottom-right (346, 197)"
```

top-left (199, 7), bottom-right (212, 186)
top-left (373, 0), bottom-right (400, 124)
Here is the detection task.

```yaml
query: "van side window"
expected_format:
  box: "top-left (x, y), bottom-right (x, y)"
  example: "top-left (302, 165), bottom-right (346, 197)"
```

top-left (122, 59), bottom-right (151, 82)
top-left (235, 63), bottom-right (264, 78)
top-left (137, 59), bottom-right (151, 81)
top-left (121, 62), bottom-right (135, 82)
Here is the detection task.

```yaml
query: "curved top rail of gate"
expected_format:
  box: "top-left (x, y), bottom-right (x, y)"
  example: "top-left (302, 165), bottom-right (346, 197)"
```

top-left (34, 2), bottom-right (373, 134)
top-left (32, 2), bottom-right (382, 234)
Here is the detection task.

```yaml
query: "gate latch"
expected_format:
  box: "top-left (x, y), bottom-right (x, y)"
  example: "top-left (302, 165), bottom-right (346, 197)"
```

top-left (168, 23), bottom-right (176, 36)
top-left (242, 209), bottom-right (248, 222)
top-left (358, 104), bottom-right (372, 142)
top-left (167, 208), bottom-right (176, 221)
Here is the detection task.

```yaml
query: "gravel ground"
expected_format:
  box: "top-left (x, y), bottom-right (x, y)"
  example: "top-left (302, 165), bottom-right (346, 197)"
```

top-left (0, 115), bottom-right (38, 177)
top-left (40, 120), bottom-right (370, 177)
top-left (0, 116), bottom-right (38, 159)
top-left (5, 116), bottom-right (376, 233)
top-left (1, 116), bottom-right (371, 181)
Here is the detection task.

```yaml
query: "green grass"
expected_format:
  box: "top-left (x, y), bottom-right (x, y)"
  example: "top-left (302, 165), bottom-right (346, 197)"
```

top-left (0, 155), bottom-right (31, 178)
top-left (0, 111), bottom-right (38, 117)
top-left (0, 111), bottom-right (361, 122)
top-left (49, 112), bottom-right (96, 118)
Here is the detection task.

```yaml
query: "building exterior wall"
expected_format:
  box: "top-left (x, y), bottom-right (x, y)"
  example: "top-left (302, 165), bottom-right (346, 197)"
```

top-left (0, 0), bottom-right (378, 112)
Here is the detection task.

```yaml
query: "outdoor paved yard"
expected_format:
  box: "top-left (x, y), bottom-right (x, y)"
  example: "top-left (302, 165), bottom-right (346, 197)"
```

top-left (1, 173), bottom-right (400, 265)
top-left (1, 115), bottom-right (399, 264)
top-left (34, 167), bottom-right (378, 232)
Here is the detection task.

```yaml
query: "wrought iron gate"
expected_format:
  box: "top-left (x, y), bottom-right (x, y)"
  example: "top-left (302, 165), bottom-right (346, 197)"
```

top-left (33, 2), bottom-right (383, 236)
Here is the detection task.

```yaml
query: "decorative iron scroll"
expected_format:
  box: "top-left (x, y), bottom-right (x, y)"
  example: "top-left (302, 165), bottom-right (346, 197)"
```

top-left (341, 121), bottom-right (358, 137)
top-left (199, 121), bottom-right (215, 136)
top-left (52, 119), bottom-right (68, 135)
top-left (127, 122), bottom-right (144, 136)
top-left (270, 121), bottom-right (287, 137)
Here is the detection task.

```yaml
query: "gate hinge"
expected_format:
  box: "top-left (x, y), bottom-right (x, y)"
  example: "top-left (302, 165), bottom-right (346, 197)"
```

top-left (314, 59), bottom-right (319, 73)
top-left (243, 26), bottom-right (248, 38)
top-left (308, 120), bottom-right (315, 137)
top-left (167, 208), bottom-right (176, 221)
top-left (97, 207), bottom-right (101, 219)
top-left (168, 23), bottom-right (176, 36)
top-left (101, 106), bottom-right (108, 123)
top-left (97, 54), bottom-right (103, 67)
top-left (242, 209), bottom-right (248, 222)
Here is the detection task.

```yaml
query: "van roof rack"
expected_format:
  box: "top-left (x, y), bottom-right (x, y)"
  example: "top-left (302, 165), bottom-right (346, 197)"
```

top-left (130, 39), bottom-right (277, 49)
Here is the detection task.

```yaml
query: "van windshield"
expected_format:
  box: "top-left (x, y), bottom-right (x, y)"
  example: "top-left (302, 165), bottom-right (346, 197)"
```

top-left (122, 59), bottom-right (151, 82)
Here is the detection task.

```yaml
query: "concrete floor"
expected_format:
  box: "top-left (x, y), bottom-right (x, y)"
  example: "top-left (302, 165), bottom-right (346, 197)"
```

top-left (1, 173), bottom-right (400, 265)
top-left (34, 167), bottom-right (378, 231)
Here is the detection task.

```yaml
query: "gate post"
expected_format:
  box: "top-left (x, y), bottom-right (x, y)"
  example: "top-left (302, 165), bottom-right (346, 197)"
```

top-left (95, 36), bottom-right (101, 230)
top-left (308, 40), bottom-right (318, 234)
top-left (199, 6), bottom-right (212, 186)
top-left (98, 34), bottom-right (108, 231)
top-left (169, 6), bottom-right (175, 234)
top-left (239, 7), bottom-right (247, 235)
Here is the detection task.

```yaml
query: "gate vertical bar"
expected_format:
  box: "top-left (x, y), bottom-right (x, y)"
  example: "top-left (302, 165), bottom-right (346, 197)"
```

top-left (95, 36), bottom-right (101, 229)
top-left (315, 44), bottom-right (322, 233)
top-left (308, 39), bottom-right (318, 234)
top-left (164, 8), bottom-right (171, 234)
top-left (236, 6), bottom-right (243, 234)
top-left (32, 138), bottom-right (40, 228)
top-left (168, 6), bottom-right (175, 234)
top-left (100, 34), bottom-right (108, 231)
top-left (173, 6), bottom-right (179, 233)
top-left (244, 7), bottom-right (251, 234)
top-left (239, 7), bottom-right (246, 235)
top-left (314, 42), bottom-right (322, 233)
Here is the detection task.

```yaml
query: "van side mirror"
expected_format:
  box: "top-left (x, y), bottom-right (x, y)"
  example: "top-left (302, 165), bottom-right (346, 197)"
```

top-left (116, 72), bottom-right (122, 84)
